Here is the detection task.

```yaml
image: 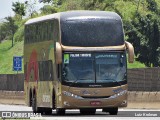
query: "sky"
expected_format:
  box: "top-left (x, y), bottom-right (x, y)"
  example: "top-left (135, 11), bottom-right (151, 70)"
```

top-left (0, 0), bottom-right (43, 20)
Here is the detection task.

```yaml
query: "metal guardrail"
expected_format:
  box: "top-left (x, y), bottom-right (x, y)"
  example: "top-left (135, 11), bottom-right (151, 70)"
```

top-left (128, 68), bottom-right (160, 91)
top-left (0, 74), bottom-right (24, 91)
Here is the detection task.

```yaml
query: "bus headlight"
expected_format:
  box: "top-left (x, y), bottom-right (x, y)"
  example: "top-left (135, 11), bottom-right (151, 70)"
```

top-left (109, 90), bottom-right (127, 99)
top-left (62, 91), bottom-right (82, 99)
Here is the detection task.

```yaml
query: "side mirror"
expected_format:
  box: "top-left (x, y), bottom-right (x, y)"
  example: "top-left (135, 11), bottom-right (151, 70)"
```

top-left (125, 41), bottom-right (134, 63)
top-left (56, 42), bottom-right (62, 64)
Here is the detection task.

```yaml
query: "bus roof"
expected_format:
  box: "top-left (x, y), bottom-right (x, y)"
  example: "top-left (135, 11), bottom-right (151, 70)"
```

top-left (25, 13), bottom-right (60, 25)
top-left (25, 11), bottom-right (122, 25)
top-left (60, 10), bottom-right (121, 22)
top-left (60, 11), bottom-right (124, 47)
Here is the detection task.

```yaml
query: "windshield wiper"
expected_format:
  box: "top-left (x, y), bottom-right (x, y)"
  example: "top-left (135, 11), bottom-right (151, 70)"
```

top-left (68, 78), bottom-right (90, 92)
top-left (104, 79), bottom-right (122, 87)
top-left (68, 78), bottom-right (86, 86)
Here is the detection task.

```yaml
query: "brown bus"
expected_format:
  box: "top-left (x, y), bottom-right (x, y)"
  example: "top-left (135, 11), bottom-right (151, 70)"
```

top-left (24, 11), bottom-right (134, 115)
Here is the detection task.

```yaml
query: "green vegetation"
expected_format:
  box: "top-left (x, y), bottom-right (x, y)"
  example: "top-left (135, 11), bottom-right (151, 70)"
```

top-left (1, 0), bottom-right (160, 74)
top-left (0, 40), bottom-right (23, 74)
top-left (12, 2), bottom-right (27, 19)
top-left (128, 60), bottom-right (145, 68)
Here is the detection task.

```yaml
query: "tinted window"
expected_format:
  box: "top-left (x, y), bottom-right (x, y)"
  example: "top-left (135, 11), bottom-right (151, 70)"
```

top-left (25, 19), bottom-right (59, 44)
top-left (62, 53), bottom-right (95, 83)
top-left (61, 18), bottom-right (124, 47)
top-left (95, 53), bottom-right (126, 83)
top-left (62, 52), bottom-right (126, 84)
top-left (39, 60), bottom-right (53, 81)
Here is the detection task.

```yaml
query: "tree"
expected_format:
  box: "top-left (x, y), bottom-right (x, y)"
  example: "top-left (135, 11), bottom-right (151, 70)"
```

top-left (146, 0), bottom-right (159, 13)
top-left (39, 0), bottom-right (63, 15)
top-left (12, 2), bottom-right (26, 19)
top-left (40, 5), bottom-right (57, 14)
top-left (39, 0), bottom-right (52, 3)
top-left (25, 0), bottom-right (38, 18)
top-left (126, 13), bottom-right (160, 67)
top-left (4, 17), bottom-right (18, 47)
top-left (0, 23), bottom-right (8, 42)
top-left (39, 0), bottom-right (63, 5)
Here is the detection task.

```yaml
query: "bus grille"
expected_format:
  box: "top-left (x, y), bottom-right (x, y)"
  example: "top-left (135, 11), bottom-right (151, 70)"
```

top-left (81, 96), bottom-right (110, 99)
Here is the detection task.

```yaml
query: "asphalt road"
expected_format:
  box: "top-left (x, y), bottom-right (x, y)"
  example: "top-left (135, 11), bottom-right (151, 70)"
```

top-left (0, 104), bottom-right (160, 120)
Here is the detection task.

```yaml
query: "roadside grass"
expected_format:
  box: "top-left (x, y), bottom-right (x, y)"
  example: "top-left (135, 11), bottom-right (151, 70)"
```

top-left (128, 60), bottom-right (146, 68)
top-left (0, 40), bottom-right (24, 74)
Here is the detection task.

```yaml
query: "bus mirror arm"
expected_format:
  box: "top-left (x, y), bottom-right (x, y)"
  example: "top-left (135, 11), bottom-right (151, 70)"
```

top-left (56, 42), bottom-right (62, 64)
top-left (125, 41), bottom-right (134, 63)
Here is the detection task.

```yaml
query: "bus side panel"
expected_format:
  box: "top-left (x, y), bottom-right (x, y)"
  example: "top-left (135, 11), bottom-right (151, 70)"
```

top-left (24, 41), bottom-right (55, 108)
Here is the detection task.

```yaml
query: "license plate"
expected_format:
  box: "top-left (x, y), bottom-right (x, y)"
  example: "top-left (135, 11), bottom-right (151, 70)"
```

top-left (90, 101), bottom-right (101, 106)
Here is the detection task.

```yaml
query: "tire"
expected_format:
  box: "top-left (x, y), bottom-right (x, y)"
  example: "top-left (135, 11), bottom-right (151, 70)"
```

top-left (56, 108), bottom-right (65, 115)
top-left (80, 109), bottom-right (96, 115)
top-left (32, 94), bottom-right (42, 114)
top-left (29, 92), bottom-right (32, 107)
top-left (44, 108), bottom-right (52, 115)
top-left (32, 94), bottom-right (37, 113)
top-left (103, 107), bottom-right (118, 115)
top-left (52, 94), bottom-right (55, 110)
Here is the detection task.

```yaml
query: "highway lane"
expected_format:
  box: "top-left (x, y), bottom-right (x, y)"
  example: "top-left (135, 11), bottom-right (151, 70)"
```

top-left (0, 104), bottom-right (160, 120)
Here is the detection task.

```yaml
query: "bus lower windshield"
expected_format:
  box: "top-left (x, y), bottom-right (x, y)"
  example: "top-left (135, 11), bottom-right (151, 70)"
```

top-left (62, 52), bottom-right (126, 85)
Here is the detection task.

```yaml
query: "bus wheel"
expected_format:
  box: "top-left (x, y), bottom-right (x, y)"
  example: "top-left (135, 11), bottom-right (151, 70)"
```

top-left (103, 107), bottom-right (118, 115)
top-left (52, 94), bottom-right (55, 109)
top-left (29, 91), bottom-right (32, 107)
top-left (56, 108), bottom-right (65, 115)
top-left (80, 109), bottom-right (96, 115)
top-left (32, 94), bottom-right (42, 113)
top-left (44, 108), bottom-right (52, 115)
top-left (32, 94), bottom-right (37, 113)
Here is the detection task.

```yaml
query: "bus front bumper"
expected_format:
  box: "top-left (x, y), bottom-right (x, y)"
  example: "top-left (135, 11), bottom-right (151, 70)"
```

top-left (59, 90), bottom-right (127, 109)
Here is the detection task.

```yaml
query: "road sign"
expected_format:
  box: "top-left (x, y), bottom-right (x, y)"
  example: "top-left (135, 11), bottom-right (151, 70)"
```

top-left (13, 56), bottom-right (22, 71)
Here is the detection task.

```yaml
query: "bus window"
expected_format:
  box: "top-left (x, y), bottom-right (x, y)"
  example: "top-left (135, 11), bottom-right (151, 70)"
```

top-left (39, 61), bottom-right (43, 81)
top-left (39, 60), bottom-right (54, 81)
top-left (53, 19), bottom-right (59, 42)
top-left (48, 60), bottom-right (54, 80)
top-left (57, 64), bottom-right (61, 80)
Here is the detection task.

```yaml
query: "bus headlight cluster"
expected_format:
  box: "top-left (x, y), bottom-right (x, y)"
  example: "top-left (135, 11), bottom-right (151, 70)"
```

top-left (62, 91), bottom-right (82, 99)
top-left (109, 90), bottom-right (127, 99)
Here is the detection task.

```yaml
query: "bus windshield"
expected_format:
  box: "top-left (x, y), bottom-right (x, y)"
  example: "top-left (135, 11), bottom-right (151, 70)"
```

top-left (62, 52), bottom-right (126, 84)
top-left (61, 18), bottom-right (124, 47)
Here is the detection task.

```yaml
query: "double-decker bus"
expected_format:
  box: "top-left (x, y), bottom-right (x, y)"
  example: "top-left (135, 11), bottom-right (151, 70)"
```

top-left (24, 11), bottom-right (134, 115)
